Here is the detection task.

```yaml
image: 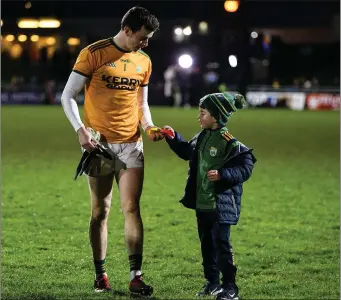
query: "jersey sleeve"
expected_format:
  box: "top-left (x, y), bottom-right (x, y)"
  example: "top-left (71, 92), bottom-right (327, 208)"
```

top-left (141, 59), bottom-right (152, 87)
top-left (73, 48), bottom-right (94, 79)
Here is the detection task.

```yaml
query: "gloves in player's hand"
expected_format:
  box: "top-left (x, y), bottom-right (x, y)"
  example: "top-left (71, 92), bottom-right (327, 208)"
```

top-left (146, 126), bottom-right (164, 141)
top-left (74, 127), bottom-right (115, 180)
top-left (74, 146), bottom-right (112, 180)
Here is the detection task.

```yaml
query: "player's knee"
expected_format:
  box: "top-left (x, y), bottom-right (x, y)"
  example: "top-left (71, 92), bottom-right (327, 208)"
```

top-left (122, 203), bottom-right (140, 217)
top-left (91, 206), bottom-right (110, 222)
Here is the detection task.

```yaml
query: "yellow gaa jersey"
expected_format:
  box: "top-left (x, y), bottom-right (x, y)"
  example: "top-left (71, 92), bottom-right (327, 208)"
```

top-left (73, 38), bottom-right (152, 143)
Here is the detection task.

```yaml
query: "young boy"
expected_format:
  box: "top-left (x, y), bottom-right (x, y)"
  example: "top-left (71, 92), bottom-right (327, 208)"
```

top-left (161, 92), bottom-right (256, 300)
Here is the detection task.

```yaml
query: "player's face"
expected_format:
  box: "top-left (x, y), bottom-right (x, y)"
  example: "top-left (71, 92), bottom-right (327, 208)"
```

top-left (125, 26), bottom-right (154, 52)
top-left (198, 108), bottom-right (217, 129)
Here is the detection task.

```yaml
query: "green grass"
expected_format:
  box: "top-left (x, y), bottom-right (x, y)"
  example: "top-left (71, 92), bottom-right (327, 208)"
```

top-left (1, 106), bottom-right (340, 300)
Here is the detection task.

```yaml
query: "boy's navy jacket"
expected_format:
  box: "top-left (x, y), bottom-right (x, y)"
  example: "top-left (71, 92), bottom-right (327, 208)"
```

top-left (166, 130), bottom-right (257, 224)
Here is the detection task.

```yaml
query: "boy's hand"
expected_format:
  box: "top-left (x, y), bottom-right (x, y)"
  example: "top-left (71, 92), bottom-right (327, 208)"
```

top-left (207, 170), bottom-right (221, 181)
top-left (161, 126), bottom-right (175, 139)
top-left (146, 126), bottom-right (164, 141)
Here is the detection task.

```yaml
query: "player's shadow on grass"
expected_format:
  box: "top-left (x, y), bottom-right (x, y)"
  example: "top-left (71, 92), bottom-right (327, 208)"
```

top-left (111, 289), bottom-right (160, 300)
top-left (3, 296), bottom-right (58, 300)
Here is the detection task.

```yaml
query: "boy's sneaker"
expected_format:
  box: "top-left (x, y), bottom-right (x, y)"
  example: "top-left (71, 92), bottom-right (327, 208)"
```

top-left (196, 281), bottom-right (223, 297)
top-left (129, 274), bottom-right (153, 296)
top-left (94, 274), bottom-right (112, 293)
top-left (216, 283), bottom-right (239, 300)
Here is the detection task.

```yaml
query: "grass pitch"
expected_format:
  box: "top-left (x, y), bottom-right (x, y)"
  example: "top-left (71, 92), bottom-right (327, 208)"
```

top-left (1, 106), bottom-right (340, 299)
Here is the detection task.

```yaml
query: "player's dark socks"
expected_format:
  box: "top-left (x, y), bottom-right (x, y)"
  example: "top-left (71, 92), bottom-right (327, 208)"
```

top-left (129, 254), bottom-right (142, 271)
top-left (94, 259), bottom-right (107, 276)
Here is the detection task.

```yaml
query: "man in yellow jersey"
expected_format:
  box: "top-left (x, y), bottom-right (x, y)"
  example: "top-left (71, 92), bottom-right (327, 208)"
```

top-left (61, 7), bottom-right (162, 296)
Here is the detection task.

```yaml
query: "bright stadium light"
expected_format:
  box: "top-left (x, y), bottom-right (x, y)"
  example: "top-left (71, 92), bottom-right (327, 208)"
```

top-left (199, 21), bottom-right (208, 34)
top-left (224, 0), bottom-right (239, 13)
top-left (38, 19), bottom-right (61, 28)
top-left (228, 55), bottom-right (238, 67)
top-left (30, 35), bottom-right (39, 42)
top-left (18, 19), bottom-right (39, 28)
top-left (183, 26), bottom-right (192, 36)
top-left (18, 34), bottom-right (27, 42)
top-left (251, 31), bottom-right (258, 38)
top-left (67, 37), bottom-right (80, 46)
top-left (5, 34), bottom-right (15, 42)
top-left (178, 54), bottom-right (193, 69)
top-left (46, 37), bottom-right (56, 45)
top-left (174, 27), bottom-right (183, 35)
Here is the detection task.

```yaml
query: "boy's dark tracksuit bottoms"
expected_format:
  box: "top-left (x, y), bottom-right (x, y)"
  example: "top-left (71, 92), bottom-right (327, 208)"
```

top-left (197, 211), bottom-right (237, 287)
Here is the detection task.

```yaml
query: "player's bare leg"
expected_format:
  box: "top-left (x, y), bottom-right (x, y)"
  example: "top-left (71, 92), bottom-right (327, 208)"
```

top-left (117, 167), bottom-right (153, 296)
top-left (117, 168), bottom-right (144, 255)
top-left (88, 172), bottom-right (114, 292)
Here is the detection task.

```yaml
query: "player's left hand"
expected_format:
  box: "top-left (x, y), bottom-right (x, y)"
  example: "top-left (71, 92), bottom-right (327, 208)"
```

top-left (146, 126), bottom-right (164, 142)
top-left (207, 170), bottom-right (221, 181)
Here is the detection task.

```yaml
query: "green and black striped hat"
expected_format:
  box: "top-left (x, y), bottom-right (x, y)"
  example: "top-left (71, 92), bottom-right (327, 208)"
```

top-left (199, 92), bottom-right (246, 126)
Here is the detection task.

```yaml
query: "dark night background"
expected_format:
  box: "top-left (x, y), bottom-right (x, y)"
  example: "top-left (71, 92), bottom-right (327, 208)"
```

top-left (1, 0), bottom-right (340, 105)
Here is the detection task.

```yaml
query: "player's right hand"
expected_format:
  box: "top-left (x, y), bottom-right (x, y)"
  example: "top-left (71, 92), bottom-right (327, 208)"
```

top-left (77, 126), bottom-right (99, 152)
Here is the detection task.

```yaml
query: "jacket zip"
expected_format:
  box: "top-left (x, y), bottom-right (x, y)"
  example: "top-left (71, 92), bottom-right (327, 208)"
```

top-left (231, 194), bottom-right (238, 218)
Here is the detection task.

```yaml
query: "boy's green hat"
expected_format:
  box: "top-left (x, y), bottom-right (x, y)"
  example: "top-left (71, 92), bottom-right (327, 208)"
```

top-left (199, 92), bottom-right (246, 126)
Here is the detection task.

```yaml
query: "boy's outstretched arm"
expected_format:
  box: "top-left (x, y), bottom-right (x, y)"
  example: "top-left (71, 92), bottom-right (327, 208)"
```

top-left (218, 152), bottom-right (255, 186)
top-left (162, 126), bottom-right (195, 161)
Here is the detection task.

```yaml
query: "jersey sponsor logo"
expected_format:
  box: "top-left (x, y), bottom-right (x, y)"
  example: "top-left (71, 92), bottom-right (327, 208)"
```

top-left (101, 75), bottom-right (141, 91)
top-left (209, 146), bottom-right (217, 157)
top-left (120, 59), bottom-right (131, 63)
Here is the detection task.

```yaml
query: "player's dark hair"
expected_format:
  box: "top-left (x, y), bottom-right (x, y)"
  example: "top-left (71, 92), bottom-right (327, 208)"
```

top-left (121, 6), bottom-right (159, 33)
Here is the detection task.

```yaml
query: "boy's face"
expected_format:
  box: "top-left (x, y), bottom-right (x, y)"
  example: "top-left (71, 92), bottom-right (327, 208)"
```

top-left (198, 108), bottom-right (217, 129)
